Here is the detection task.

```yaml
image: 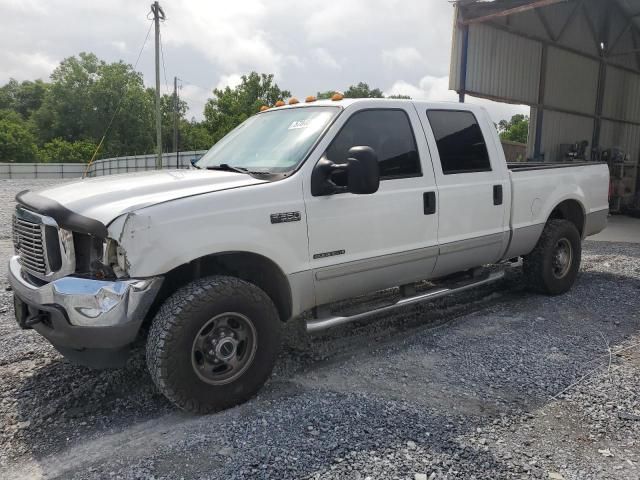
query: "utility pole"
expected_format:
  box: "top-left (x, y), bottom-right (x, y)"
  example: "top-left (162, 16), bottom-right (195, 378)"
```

top-left (151, 1), bottom-right (165, 169)
top-left (173, 76), bottom-right (179, 168)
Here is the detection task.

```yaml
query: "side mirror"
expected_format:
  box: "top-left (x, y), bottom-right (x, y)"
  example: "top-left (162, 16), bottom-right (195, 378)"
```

top-left (345, 146), bottom-right (380, 195)
top-left (190, 157), bottom-right (199, 167)
top-left (311, 146), bottom-right (380, 196)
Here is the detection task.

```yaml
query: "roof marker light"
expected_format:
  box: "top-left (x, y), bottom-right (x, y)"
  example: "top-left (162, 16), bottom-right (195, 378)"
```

top-left (259, 105), bottom-right (270, 112)
top-left (305, 96), bottom-right (317, 102)
top-left (288, 97), bottom-right (299, 105)
top-left (274, 100), bottom-right (285, 107)
top-left (331, 92), bottom-right (344, 101)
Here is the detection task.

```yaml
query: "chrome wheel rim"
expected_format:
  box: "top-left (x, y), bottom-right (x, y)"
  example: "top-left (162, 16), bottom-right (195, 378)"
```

top-left (552, 238), bottom-right (573, 279)
top-left (191, 312), bottom-right (257, 385)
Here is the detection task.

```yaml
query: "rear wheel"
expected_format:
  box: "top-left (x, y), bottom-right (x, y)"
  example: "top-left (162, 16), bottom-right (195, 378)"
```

top-left (523, 219), bottom-right (582, 295)
top-left (146, 275), bottom-right (281, 413)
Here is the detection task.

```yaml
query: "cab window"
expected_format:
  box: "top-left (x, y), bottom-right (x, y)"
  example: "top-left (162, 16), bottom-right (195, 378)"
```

top-left (426, 110), bottom-right (492, 175)
top-left (326, 109), bottom-right (421, 179)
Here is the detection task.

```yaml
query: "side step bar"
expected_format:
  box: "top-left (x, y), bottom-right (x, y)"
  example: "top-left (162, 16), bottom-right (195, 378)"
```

top-left (306, 270), bottom-right (505, 333)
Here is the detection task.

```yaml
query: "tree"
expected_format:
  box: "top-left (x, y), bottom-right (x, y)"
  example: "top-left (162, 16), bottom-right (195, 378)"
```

top-left (0, 79), bottom-right (49, 119)
top-left (387, 94), bottom-right (411, 99)
top-left (32, 52), bottom-right (155, 157)
top-left (0, 110), bottom-right (38, 162)
top-left (180, 119), bottom-right (214, 151)
top-left (316, 90), bottom-right (335, 100)
top-left (203, 72), bottom-right (291, 142)
top-left (37, 138), bottom-right (97, 163)
top-left (344, 82), bottom-right (384, 99)
top-left (498, 114), bottom-right (529, 144)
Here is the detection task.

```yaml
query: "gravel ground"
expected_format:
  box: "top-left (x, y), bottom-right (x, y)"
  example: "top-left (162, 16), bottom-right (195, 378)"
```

top-left (0, 179), bottom-right (639, 480)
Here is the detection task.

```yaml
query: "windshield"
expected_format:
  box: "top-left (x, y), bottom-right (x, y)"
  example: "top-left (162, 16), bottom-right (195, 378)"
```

top-left (195, 106), bottom-right (340, 173)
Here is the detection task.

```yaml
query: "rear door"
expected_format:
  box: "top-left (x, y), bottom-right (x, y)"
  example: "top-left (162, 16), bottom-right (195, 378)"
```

top-left (303, 102), bottom-right (439, 305)
top-left (416, 107), bottom-right (510, 276)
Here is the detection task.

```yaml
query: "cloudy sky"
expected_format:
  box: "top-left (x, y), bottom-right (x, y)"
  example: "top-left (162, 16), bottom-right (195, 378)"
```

top-left (1, 0), bottom-right (527, 122)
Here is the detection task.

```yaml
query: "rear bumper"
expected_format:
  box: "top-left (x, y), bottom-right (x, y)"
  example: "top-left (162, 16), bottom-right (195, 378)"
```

top-left (8, 256), bottom-right (162, 364)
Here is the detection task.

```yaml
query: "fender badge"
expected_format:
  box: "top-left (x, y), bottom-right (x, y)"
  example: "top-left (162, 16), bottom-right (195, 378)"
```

top-left (313, 250), bottom-right (345, 259)
top-left (270, 212), bottom-right (301, 224)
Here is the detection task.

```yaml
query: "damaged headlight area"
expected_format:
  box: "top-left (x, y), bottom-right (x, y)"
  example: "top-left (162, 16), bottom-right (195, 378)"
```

top-left (102, 238), bottom-right (129, 278)
top-left (73, 233), bottom-right (129, 280)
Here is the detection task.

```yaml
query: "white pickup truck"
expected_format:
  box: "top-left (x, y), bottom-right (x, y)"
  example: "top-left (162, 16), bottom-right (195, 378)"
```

top-left (9, 99), bottom-right (609, 413)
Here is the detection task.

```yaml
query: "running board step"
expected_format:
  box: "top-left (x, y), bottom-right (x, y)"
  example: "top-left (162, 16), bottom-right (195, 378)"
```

top-left (306, 270), bottom-right (505, 333)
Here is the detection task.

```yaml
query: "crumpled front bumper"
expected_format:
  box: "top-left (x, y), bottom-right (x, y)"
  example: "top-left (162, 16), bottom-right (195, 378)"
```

top-left (8, 255), bottom-right (162, 354)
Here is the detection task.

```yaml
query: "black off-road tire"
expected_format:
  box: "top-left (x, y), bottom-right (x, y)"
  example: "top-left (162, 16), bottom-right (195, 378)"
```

top-left (523, 219), bottom-right (582, 295)
top-left (146, 275), bottom-right (281, 414)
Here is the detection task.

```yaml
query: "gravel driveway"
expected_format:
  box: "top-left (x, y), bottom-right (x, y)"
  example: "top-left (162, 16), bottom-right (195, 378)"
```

top-left (0, 180), bottom-right (639, 480)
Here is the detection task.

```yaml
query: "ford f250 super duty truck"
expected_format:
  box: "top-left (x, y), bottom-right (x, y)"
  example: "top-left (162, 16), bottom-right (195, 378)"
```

top-left (8, 99), bottom-right (609, 413)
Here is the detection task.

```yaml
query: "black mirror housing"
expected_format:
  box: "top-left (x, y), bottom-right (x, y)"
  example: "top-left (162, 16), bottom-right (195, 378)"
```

top-left (346, 146), bottom-right (380, 195)
top-left (310, 146), bottom-right (380, 196)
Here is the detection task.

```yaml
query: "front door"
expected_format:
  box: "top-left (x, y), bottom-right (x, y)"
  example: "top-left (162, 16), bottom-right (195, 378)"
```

top-left (303, 103), bottom-right (439, 305)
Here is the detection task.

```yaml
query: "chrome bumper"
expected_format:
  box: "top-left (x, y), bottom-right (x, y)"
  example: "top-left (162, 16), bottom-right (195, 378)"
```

top-left (8, 255), bottom-right (162, 328)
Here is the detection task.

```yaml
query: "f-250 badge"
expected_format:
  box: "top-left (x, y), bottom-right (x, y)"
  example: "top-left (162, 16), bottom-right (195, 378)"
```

top-left (270, 211), bottom-right (301, 224)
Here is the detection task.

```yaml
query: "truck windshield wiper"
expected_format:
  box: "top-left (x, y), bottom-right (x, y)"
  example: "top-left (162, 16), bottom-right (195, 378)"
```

top-left (206, 163), bottom-right (250, 174)
top-left (206, 164), bottom-right (277, 176)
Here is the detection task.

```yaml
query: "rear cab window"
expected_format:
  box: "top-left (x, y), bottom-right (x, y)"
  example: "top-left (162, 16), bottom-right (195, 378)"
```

top-left (426, 110), bottom-right (492, 175)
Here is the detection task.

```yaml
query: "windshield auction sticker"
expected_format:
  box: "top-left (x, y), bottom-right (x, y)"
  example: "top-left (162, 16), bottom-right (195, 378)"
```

top-left (288, 120), bottom-right (311, 130)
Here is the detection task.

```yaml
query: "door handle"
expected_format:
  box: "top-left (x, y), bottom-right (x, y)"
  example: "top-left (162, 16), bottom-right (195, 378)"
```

top-left (493, 185), bottom-right (503, 206)
top-left (423, 192), bottom-right (436, 215)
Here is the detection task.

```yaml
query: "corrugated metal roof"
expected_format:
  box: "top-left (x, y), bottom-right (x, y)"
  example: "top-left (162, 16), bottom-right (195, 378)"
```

top-left (451, 0), bottom-right (640, 168)
top-left (543, 47), bottom-right (599, 115)
top-left (465, 24), bottom-right (541, 104)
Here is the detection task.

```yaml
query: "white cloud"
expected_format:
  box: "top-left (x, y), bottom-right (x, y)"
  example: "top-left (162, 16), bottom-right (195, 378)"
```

top-left (385, 75), bottom-right (529, 123)
top-left (216, 74), bottom-right (243, 90)
top-left (160, 0), bottom-right (284, 75)
top-left (180, 83), bottom-right (213, 120)
top-left (0, 52), bottom-right (58, 83)
top-left (385, 75), bottom-right (458, 102)
top-left (110, 40), bottom-right (127, 53)
top-left (312, 48), bottom-right (340, 70)
top-left (382, 47), bottom-right (423, 69)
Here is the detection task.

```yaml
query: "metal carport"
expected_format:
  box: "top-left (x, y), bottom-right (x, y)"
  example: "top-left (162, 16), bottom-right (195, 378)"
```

top-left (450, 0), bottom-right (640, 210)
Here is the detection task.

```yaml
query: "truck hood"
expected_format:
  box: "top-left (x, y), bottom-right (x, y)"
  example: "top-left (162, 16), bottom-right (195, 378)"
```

top-left (36, 169), bottom-right (267, 226)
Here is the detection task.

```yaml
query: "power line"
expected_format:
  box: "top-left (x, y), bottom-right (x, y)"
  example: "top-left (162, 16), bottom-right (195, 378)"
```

top-left (159, 30), bottom-right (170, 96)
top-left (83, 19), bottom-right (154, 178)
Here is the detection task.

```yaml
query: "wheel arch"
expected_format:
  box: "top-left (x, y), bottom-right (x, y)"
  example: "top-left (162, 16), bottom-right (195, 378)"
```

top-left (546, 199), bottom-right (586, 237)
top-left (148, 251), bottom-right (293, 324)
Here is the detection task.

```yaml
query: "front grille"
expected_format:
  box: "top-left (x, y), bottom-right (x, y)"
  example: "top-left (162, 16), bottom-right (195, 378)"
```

top-left (12, 214), bottom-right (47, 275)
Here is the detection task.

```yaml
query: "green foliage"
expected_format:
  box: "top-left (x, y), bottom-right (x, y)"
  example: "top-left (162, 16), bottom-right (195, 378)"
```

top-left (0, 79), bottom-right (48, 119)
top-left (37, 138), bottom-right (97, 163)
top-left (0, 110), bottom-right (38, 162)
top-left (203, 72), bottom-right (291, 143)
top-left (498, 114), bottom-right (529, 144)
top-left (387, 94), bottom-right (411, 99)
top-left (344, 82), bottom-right (384, 99)
top-left (318, 84), bottom-right (410, 100)
top-left (0, 52), bottom-right (419, 163)
top-left (316, 90), bottom-right (335, 100)
top-left (180, 120), bottom-right (214, 151)
top-left (32, 52), bottom-right (156, 157)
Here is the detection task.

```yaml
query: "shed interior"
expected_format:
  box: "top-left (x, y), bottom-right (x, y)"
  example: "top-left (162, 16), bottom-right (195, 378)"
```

top-left (451, 0), bottom-right (640, 211)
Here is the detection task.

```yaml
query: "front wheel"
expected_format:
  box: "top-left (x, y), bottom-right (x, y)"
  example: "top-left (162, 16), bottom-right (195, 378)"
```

top-left (523, 219), bottom-right (582, 295)
top-left (146, 275), bottom-right (282, 413)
